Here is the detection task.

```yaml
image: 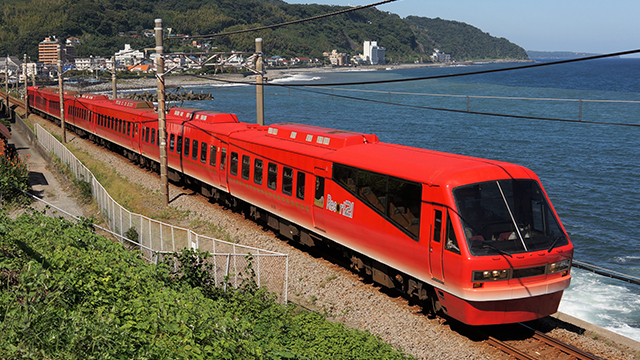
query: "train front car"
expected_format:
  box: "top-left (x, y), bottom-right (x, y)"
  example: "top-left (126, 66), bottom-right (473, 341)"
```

top-left (322, 139), bottom-right (573, 326)
top-left (427, 159), bottom-right (573, 325)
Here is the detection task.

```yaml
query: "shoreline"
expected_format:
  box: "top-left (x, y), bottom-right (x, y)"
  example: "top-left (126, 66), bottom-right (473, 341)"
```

top-left (66, 59), bottom-right (532, 94)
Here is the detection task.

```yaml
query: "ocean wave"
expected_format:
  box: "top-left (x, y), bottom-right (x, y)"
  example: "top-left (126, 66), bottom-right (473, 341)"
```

top-left (270, 74), bottom-right (322, 83)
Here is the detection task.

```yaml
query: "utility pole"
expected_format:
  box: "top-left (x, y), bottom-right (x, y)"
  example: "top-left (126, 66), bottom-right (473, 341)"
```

top-left (57, 45), bottom-right (66, 143)
top-left (111, 56), bottom-right (117, 100)
top-left (23, 54), bottom-right (28, 119)
top-left (255, 38), bottom-right (264, 126)
top-left (155, 18), bottom-right (169, 206)
top-left (4, 56), bottom-right (8, 115)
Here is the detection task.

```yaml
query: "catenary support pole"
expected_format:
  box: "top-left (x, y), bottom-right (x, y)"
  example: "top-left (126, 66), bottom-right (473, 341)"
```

top-left (112, 56), bottom-right (117, 100)
top-left (57, 45), bottom-right (66, 144)
top-left (4, 56), bottom-right (8, 115)
top-left (156, 18), bottom-right (169, 206)
top-left (255, 38), bottom-right (264, 126)
top-left (23, 54), bottom-right (28, 119)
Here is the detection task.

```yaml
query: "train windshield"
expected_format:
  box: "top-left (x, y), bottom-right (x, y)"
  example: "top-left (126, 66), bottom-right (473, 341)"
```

top-left (453, 179), bottom-right (567, 256)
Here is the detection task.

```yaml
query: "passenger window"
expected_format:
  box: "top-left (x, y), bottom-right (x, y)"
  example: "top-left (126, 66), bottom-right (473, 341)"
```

top-left (220, 148), bottom-right (226, 170)
top-left (192, 140), bottom-right (198, 160)
top-left (184, 138), bottom-right (190, 157)
top-left (433, 210), bottom-right (442, 243)
top-left (254, 159), bottom-right (263, 185)
top-left (230, 152), bottom-right (239, 176)
top-left (282, 167), bottom-right (293, 196)
top-left (296, 172), bottom-right (305, 200)
top-left (314, 176), bottom-right (324, 207)
top-left (209, 145), bottom-right (217, 166)
top-left (445, 213), bottom-right (461, 254)
top-left (150, 128), bottom-right (155, 144)
top-left (200, 142), bottom-right (207, 163)
top-left (241, 155), bottom-right (250, 180)
top-left (145, 127), bottom-right (150, 143)
top-left (169, 134), bottom-right (175, 151)
top-left (267, 163), bottom-right (277, 190)
top-left (177, 136), bottom-right (182, 154)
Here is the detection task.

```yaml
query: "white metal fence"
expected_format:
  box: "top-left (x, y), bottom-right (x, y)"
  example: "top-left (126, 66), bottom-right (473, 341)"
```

top-left (34, 123), bottom-right (288, 303)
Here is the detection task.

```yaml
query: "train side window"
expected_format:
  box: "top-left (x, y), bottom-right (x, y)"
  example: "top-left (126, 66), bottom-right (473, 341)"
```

top-left (254, 159), bottom-right (263, 185)
top-left (241, 155), bottom-right (250, 180)
top-left (230, 152), bottom-right (239, 176)
top-left (200, 142), bottom-right (207, 163)
top-left (314, 177), bottom-right (324, 207)
top-left (184, 138), bottom-right (190, 157)
top-left (192, 140), bottom-right (198, 160)
top-left (445, 213), bottom-right (461, 254)
top-left (127, 122), bottom-right (131, 136)
top-left (209, 145), bottom-right (217, 166)
top-left (169, 134), bottom-right (175, 151)
top-left (150, 128), bottom-right (155, 144)
top-left (145, 127), bottom-right (150, 142)
top-left (296, 172), bottom-right (305, 200)
top-left (267, 163), bottom-right (277, 190)
top-left (433, 210), bottom-right (442, 243)
top-left (282, 167), bottom-right (293, 196)
top-left (119, 119), bottom-right (123, 133)
top-left (177, 136), bottom-right (182, 154)
top-left (220, 148), bottom-right (226, 170)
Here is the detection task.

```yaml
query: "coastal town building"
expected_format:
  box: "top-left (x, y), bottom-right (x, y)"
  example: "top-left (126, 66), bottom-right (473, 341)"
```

top-left (75, 56), bottom-right (107, 71)
top-left (39, 37), bottom-right (72, 65)
top-left (0, 56), bottom-right (23, 80)
top-left (431, 49), bottom-right (451, 63)
top-left (115, 44), bottom-right (145, 66)
top-left (324, 50), bottom-right (349, 66)
top-left (363, 41), bottom-right (386, 65)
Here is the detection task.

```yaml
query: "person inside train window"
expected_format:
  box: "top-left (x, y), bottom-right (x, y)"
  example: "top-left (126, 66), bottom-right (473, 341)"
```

top-left (314, 177), bottom-right (325, 207)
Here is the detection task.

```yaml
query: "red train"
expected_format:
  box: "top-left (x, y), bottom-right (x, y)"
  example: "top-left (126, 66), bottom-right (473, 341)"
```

top-left (28, 86), bottom-right (573, 325)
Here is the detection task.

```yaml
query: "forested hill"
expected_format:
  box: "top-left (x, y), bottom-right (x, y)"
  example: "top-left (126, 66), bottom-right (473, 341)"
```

top-left (0, 0), bottom-right (528, 63)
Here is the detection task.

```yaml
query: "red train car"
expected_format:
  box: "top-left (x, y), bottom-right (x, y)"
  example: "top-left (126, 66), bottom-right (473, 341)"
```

top-left (28, 86), bottom-right (573, 325)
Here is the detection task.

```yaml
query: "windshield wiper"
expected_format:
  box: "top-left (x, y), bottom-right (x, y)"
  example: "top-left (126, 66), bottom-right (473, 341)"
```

top-left (547, 236), bottom-right (565, 253)
top-left (482, 243), bottom-right (513, 258)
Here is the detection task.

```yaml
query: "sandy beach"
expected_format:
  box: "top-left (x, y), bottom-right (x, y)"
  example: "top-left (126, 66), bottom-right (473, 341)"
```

top-left (64, 62), bottom-right (451, 94)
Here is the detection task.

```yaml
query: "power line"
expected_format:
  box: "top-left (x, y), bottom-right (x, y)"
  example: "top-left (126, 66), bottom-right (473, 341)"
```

top-left (277, 86), bottom-right (640, 128)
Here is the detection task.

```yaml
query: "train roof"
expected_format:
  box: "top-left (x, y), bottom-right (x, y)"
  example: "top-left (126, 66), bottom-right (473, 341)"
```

top-left (327, 141), bottom-right (537, 188)
top-left (169, 107), bottom-right (239, 124)
top-left (232, 122), bottom-right (536, 188)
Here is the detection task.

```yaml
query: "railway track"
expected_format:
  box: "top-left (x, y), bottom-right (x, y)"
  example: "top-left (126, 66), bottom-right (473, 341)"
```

top-left (485, 323), bottom-right (601, 360)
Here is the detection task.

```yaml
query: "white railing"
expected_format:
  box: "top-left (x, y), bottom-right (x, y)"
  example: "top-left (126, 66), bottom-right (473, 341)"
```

top-left (35, 123), bottom-right (288, 303)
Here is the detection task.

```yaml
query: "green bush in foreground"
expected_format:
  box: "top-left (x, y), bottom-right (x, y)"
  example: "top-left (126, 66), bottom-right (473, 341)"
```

top-left (0, 153), bottom-right (30, 207)
top-left (0, 210), bottom-right (413, 360)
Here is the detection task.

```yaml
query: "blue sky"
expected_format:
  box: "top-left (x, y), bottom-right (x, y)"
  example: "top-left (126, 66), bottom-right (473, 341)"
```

top-left (285, 0), bottom-right (640, 55)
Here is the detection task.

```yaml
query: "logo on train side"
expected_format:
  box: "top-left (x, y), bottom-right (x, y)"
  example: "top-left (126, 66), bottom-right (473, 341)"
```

top-left (326, 194), bottom-right (354, 218)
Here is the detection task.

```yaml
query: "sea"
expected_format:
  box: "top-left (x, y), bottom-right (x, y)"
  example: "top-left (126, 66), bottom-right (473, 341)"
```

top-left (169, 58), bottom-right (640, 340)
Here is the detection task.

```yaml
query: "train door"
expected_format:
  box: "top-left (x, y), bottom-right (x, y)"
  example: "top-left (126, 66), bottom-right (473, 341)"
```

top-left (312, 167), bottom-right (326, 232)
top-left (430, 206), bottom-right (445, 284)
top-left (218, 147), bottom-right (228, 191)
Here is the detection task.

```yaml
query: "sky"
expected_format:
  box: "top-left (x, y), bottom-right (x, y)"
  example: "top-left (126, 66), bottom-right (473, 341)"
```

top-left (285, 0), bottom-right (640, 55)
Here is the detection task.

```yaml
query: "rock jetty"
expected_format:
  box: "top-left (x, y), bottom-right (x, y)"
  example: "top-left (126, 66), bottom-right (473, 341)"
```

top-left (123, 90), bottom-right (213, 102)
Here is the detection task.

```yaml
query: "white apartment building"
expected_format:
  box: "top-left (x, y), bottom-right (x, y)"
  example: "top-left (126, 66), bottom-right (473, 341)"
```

top-left (363, 41), bottom-right (386, 65)
top-left (115, 44), bottom-right (145, 66)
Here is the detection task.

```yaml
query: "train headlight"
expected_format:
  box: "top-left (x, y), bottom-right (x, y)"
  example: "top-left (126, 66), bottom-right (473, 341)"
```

top-left (472, 269), bottom-right (509, 282)
top-left (548, 259), bottom-right (571, 275)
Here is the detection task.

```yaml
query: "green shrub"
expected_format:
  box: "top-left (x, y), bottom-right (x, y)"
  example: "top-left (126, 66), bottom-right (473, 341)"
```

top-left (0, 153), bottom-right (30, 207)
top-left (0, 211), bottom-right (413, 360)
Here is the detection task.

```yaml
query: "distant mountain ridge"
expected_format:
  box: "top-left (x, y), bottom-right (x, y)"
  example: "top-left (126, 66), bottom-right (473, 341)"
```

top-left (527, 51), bottom-right (601, 59)
top-left (0, 0), bottom-right (528, 63)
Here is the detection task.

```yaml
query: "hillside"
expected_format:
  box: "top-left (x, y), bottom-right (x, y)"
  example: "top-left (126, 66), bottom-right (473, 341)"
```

top-left (0, 0), bottom-right (527, 63)
top-left (406, 16), bottom-right (528, 61)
